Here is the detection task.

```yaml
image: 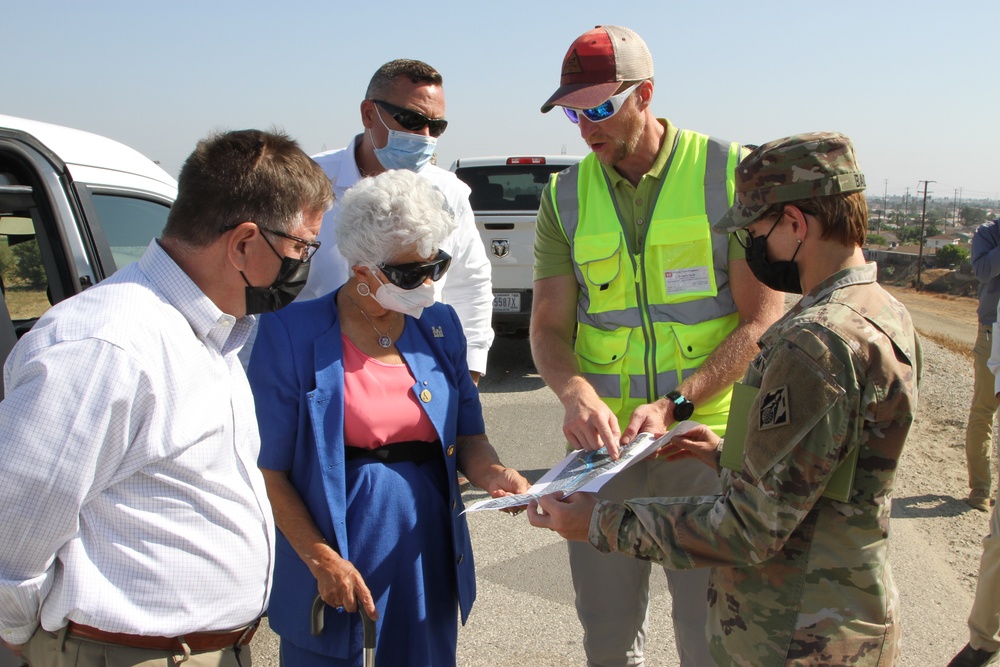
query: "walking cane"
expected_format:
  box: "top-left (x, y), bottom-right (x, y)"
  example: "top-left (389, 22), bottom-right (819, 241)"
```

top-left (311, 594), bottom-right (376, 667)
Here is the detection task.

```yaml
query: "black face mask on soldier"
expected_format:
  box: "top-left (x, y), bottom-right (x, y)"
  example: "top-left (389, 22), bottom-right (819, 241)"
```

top-left (241, 233), bottom-right (312, 315)
top-left (743, 215), bottom-right (803, 294)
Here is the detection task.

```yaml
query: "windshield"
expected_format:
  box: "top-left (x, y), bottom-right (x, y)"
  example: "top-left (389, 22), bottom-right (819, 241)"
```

top-left (455, 164), bottom-right (571, 212)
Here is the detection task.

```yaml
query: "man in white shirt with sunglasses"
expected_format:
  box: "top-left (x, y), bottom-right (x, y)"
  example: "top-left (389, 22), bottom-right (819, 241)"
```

top-left (301, 59), bottom-right (493, 382)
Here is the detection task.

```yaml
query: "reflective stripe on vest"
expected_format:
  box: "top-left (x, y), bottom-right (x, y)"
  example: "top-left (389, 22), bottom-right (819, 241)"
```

top-left (550, 130), bottom-right (741, 429)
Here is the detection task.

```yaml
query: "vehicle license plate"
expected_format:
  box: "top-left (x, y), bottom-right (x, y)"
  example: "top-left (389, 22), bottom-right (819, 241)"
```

top-left (492, 293), bottom-right (520, 313)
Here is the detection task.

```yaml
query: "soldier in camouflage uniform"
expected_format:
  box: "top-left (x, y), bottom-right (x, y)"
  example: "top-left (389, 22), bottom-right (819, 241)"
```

top-left (528, 132), bottom-right (921, 666)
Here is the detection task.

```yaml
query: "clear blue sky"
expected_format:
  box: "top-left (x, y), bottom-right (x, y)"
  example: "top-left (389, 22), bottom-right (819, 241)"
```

top-left (5, 0), bottom-right (998, 202)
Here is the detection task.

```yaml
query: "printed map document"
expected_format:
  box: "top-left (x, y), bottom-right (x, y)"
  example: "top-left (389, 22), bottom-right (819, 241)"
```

top-left (464, 420), bottom-right (700, 513)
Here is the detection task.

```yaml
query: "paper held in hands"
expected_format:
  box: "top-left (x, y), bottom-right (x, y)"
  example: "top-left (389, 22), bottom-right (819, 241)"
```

top-left (463, 420), bottom-right (701, 513)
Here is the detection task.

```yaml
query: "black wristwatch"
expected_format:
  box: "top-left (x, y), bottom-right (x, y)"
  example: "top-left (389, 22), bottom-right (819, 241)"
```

top-left (664, 390), bottom-right (695, 421)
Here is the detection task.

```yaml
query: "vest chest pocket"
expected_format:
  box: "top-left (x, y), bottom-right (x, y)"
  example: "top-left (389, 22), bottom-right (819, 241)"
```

top-left (645, 216), bottom-right (717, 305)
top-left (574, 232), bottom-right (627, 314)
top-left (672, 323), bottom-right (720, 366)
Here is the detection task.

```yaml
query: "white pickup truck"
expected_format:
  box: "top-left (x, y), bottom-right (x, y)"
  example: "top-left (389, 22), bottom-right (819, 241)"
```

top-left (0, 115), bottom-right (176, 398)
top-left (451, 155), bottom-right (581, 336)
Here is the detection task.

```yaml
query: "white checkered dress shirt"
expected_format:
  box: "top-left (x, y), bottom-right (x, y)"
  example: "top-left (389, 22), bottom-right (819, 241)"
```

top-left (0, 241), bottom-right (274, 645)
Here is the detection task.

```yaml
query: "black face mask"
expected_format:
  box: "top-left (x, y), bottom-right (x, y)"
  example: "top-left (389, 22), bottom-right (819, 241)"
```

top-left (241, 234), bottom-right (312, 315)
top-left (743, 218), bottom-right (803, 294)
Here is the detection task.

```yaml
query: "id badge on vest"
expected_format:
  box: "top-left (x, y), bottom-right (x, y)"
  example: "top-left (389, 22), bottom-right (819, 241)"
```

top-left (645, 214), bottom-right (718, 304)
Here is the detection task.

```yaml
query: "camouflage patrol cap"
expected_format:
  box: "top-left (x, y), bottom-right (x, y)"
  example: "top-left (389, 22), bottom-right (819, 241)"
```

top-left (712, 132), bottom-right (867, 234)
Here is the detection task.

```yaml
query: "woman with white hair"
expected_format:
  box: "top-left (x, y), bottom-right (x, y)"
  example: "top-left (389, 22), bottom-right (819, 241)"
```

top-left (248, 169), bottom-right (529, 666)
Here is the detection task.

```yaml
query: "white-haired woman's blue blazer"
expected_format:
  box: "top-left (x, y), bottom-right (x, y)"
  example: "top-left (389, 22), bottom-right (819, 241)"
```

top-left (248, 289), bottom-right (482, 658)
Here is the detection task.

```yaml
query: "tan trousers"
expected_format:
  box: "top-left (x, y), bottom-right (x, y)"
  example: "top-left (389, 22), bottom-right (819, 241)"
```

top-left (966, 325), bottom-right (998, 493)
top-left (568, 457), bottom-right (719, 667)
top-left (969, 486), bottom-right (1000, 652)
top-left (22, 627), bottom-right (250, 667)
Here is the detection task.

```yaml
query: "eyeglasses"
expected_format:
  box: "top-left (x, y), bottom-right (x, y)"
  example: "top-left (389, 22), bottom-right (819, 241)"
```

top-left (372, 99), bottom-right (449, 137)
top-left (222, 222), bottom-right (321, 262)
top-left (563, 82), bottom-right (641, 124)
top-left (379, 249), bottom-right (452, 290)
top-left (734, 213), bottom-right (783, 250)
top-left (734, 205), bottom-right (814, 249)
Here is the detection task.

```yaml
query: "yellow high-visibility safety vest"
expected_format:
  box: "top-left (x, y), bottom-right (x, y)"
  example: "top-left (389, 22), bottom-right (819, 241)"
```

top-left (551, 130), bottom-right (742, 433)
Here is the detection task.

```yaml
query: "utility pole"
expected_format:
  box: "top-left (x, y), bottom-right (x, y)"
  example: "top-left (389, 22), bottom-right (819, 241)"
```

top-left (915, 180), bottom-right (935, 290)
top-left (880, 179), bottom-right (888, 234)
top-left (953, 188), bottom-right (959, 228)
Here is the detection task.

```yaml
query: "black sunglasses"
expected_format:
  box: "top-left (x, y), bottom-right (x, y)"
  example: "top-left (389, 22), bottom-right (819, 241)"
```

top-left (379, 250), bottom-right (452, 290)
top-left (372, 99), bottom-right (448, 138)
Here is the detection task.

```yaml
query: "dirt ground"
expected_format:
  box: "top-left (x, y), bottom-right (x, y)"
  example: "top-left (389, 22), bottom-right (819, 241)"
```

top-left (883, 284), bottom-right (980, 352)
top-left (767, 282), bottom-right (997, 663)
top-left (879, 282), bottom-right (997, 644)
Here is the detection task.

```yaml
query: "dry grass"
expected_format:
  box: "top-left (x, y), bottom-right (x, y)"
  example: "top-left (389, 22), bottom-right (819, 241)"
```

top-left (915, 328), bottom-right (973, 358)
top-left (5, 288), bottom-right (51, 321)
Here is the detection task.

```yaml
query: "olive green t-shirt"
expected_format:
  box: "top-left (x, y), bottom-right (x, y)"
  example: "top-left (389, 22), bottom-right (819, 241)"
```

top-left (533, 118), bottom-right (742, 282)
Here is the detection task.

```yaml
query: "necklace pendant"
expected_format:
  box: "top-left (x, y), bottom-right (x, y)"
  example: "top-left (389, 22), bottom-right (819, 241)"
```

top-left (378, 335), bottom-right (392, 349)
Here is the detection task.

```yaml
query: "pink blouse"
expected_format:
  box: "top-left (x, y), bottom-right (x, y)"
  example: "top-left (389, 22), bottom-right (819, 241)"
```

top-left (342, 334), bottom-right (438, 449)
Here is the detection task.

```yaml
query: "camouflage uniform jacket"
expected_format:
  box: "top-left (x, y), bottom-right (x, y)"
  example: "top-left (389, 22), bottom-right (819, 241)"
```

top-left (591, 262), bottom-right (921, 666)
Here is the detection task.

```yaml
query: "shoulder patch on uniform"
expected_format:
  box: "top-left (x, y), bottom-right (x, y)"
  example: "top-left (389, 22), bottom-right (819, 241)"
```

top-left (787, 326), bottom-right (846, 376)
top-left (759, 385), bottom-right (789, 430)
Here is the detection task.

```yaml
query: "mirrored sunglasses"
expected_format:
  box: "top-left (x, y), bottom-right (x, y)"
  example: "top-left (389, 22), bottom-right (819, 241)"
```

top-left (379, 249), bottom-right (452, 290)
top-left (563, 82), bottom-right (641, 124)
top-left (372, 99), bottom-right (448, 137)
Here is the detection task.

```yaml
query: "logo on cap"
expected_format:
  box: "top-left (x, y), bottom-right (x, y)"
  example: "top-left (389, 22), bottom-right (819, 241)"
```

top-left (563, 50), bottom-right (584, 76)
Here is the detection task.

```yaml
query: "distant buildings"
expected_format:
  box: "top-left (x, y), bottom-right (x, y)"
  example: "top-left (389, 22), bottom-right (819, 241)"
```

top-left (925, 234), bottom-right (963, 249)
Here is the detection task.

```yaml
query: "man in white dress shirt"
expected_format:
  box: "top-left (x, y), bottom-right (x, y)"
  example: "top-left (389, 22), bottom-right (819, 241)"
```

top-left (0, 129), bottom-right (333, 666)
top-left (300, 58), bottom-right (494, 382)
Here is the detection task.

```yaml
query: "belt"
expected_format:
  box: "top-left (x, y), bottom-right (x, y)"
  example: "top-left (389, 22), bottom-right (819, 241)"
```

top-left (345, 440), bottom-right (442, 464)
top-left (66, 620), bottom-right (258, 653)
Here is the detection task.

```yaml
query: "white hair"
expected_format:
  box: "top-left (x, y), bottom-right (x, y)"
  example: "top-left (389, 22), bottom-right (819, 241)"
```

top-left (335, 169), bottom-right (457, 267)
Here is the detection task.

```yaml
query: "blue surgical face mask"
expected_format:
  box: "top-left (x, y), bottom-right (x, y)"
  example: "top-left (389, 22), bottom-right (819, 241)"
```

top-left (370, 107), bottom-right (438, 172)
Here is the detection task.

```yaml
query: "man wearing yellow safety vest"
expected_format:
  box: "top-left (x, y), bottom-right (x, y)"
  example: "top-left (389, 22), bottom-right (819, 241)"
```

top-left (530, 25), bottom-right (783, 667)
